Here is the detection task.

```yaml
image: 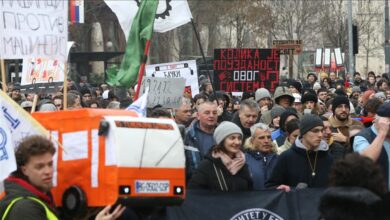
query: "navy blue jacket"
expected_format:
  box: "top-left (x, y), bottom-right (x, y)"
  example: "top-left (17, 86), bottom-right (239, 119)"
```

top-left (245, 150), bottom-right (278, 190)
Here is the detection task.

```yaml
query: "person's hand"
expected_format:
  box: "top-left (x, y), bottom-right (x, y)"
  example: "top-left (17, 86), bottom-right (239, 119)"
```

top-left (95, 204), bottom-right (126, 220)
top-left (260, 105), bottom-right (268, 114)
top-left (332, 132), bottom-right (348, 143)
top-left (276, 184), bottom-right (291, 192)
top-left (376, 117), bottom-right (390, 137)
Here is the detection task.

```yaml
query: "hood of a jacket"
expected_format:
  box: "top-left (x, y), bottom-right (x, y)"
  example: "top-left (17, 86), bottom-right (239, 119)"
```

top-left (273, 86), bottom-right (294, 105)
top-left (295, 138), bottom-right (329, 151)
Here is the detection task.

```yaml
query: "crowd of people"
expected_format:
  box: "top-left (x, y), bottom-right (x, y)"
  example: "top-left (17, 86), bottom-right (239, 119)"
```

top-left (3, 70), bottom-right (390, 219)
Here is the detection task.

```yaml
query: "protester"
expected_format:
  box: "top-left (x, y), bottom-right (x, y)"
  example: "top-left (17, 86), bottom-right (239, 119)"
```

top-left (0, 135), bottom-right (125, 219)
top-left (322, 116), bottom-right (347, 160)
top-left (184, 101), bottom-right (218, 180)
top-left (328, 96), bottom-right (362, 149)
top-left (188, 122), bottom-right (253, 191)
top-left (269, 106), bottom-right (284, 131)
top-left (244, 123), bottom-right (278, 190)
top-left (272, 109), bottom-right (299, 147)
top-left (278, 119), bottom-right (300, 154)
top-left (353, 102), bottom-right (390, 188)
top-left (209, 91), bottom-right (232, 122)
top-left (301, 92), bottom-right (320, 115)
top-left (266, 114), bottom-right (333, 190)
top-left (174, 96), bottom-right (193, 127)
top-left (231, 99), bottom-right (260, 141)
top-left (255, 88), bottom-right (272, 116)
top-left (260, 86), bottom-right (294, 125)
top-left (319, 154), bottom-right (388, 220)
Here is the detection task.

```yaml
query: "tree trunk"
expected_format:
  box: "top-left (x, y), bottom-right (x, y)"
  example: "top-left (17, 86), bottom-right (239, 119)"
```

top-left (90, 22), bottom-right (105, 79)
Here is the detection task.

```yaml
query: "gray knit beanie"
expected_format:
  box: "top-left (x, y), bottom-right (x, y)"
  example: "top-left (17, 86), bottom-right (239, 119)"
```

top-left (213, 121), bottom-right (243, 145)
top-left (300, 114), bottom-right (323, 136)
top-left (271, 106), bottom-right (285, 119)
top-left (255, 88), bottom-right (271, 102)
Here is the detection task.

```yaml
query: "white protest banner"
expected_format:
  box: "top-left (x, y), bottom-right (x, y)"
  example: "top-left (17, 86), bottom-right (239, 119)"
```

top-left (0, 0), bottom-right (68, 61)
top-left (139, 77), bottom-right (186, 108)
top-left (145, 60), bottom-right (199, 97)
top-left (0, 89), bottom-right (49, 192)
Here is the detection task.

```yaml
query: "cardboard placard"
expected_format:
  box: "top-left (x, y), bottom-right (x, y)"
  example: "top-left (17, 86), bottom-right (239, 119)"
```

top-left (0, 0), bottom-right (68, 61)
top-left (145, 60), bottom-right (199, 97)
top-left (213, 49), bottom-right (280, 93)
top-left (139, 77), bottom-right (186, 108)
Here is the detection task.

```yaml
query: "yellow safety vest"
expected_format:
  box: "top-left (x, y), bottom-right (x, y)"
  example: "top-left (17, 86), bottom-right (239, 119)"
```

top-left (1, 196), bottom-right (58, 220)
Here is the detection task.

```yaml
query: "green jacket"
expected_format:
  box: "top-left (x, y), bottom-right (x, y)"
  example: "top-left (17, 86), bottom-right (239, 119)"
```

top-left (0, 176), bottom-right (58, 220)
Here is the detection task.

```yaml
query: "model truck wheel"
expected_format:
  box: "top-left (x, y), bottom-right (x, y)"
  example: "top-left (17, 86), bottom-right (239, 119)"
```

top-left (62, 186), bottom-right (87, 218)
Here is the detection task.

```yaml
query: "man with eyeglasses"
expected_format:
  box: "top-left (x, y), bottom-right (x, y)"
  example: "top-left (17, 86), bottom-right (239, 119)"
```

top-left (244, 123), bottom-right (278, 190)
top-left (266, 114), bottom-right (333, 191)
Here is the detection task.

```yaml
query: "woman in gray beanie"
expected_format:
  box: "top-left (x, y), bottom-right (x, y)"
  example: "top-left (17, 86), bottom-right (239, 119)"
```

top-left (188, 121), bottom-right (253, 191)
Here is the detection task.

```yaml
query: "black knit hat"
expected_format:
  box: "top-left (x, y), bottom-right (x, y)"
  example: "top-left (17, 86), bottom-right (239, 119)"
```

top-left (300, 114), bottom-right (323, 136)
top-left (376, 102), bottom-right (390, 117)
top-left (332, 96), bottom-right (350, 113)
top-left (301, 93), bottom-right (318, 104)
top-left (289, 80), bottom-right (302, 94)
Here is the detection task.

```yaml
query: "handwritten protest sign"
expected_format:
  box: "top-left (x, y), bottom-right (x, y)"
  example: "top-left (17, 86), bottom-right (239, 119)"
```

top-left (139, 77), bottom-right (186, 109)
top-left (0, 0), bottom-right (68, 61)
top-left (213, 49), bottom-right (280, 92)
top-left (145, 60), bottom-right (199, 97)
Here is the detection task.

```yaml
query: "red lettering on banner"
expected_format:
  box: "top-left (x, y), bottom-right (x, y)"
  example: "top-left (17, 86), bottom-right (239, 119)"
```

top-left (254, 49), bottom-right (260, 59)
top-left (221, 49), bottom-right (226, 59)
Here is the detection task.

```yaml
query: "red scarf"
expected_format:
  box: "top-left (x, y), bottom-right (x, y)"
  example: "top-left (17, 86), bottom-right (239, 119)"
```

top-left (6, 176), bottom-right (56, 209)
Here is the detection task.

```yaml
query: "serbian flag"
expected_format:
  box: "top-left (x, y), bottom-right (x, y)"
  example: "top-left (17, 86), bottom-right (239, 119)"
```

top-left (70, 0), bottom-right (84, 23)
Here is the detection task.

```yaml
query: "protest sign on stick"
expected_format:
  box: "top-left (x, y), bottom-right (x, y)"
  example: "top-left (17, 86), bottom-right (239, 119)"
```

top-left (146, 60), bottom-right (199, 97)
top-left (139, 77), bottom-right (186, 109)
top-left (0, 0), bottom-right (68, 61)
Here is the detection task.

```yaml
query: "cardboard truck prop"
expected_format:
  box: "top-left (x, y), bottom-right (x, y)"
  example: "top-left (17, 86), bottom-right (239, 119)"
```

top-left (32, 109), bottom-right (186, 216)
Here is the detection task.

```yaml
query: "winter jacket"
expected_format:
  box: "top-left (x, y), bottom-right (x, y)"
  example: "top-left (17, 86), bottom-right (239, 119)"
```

top-left (265, 139), bottom-right (334, 188)
top-left (0, 176), bottom-right (58, 220)
top-left (278, 138), bottom-right (292, 155)
top-left (245, 150), bottom-right (278, 190)
top-left (188, 152), bottom-right (253, 191)
top-left (184, 120), bottom-right (215, 181)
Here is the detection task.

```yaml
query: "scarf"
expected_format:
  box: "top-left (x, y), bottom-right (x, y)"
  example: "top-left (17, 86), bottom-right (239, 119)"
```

top-left (212, 150), bottom-right (246, 175)
top-left (6, 176), bottom-right (56, 209)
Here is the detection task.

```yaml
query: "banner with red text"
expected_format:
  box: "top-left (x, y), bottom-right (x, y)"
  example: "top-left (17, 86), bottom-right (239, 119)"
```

top-left (213, 49), bottom-right (280, 92)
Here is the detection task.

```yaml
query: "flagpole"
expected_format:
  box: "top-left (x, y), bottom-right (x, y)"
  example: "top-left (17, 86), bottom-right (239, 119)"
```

top-left (134, 40), bottom-right (152, 100)
top-left (190, 19), bottom-right (217, 97)
top-left (0, 59), bottom-right (7, 92)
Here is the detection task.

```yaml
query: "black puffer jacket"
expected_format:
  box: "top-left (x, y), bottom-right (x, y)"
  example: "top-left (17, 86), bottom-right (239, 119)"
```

top-left (188, 152), bottom-right (253, 192)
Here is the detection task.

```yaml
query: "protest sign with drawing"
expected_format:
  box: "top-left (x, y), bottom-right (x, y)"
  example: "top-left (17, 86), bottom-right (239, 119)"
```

top-left (146, 60), bottom-right (199, 97)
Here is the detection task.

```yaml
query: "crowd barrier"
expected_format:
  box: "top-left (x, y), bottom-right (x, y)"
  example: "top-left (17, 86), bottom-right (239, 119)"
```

top-left (166, 188), bottom-right (325, 220)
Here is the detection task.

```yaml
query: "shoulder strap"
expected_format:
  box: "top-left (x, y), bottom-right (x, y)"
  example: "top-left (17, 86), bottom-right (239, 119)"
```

top-left (2, 196), bottom-right (58, 220)
top-left (213, 163), bottom-right (228, 191)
